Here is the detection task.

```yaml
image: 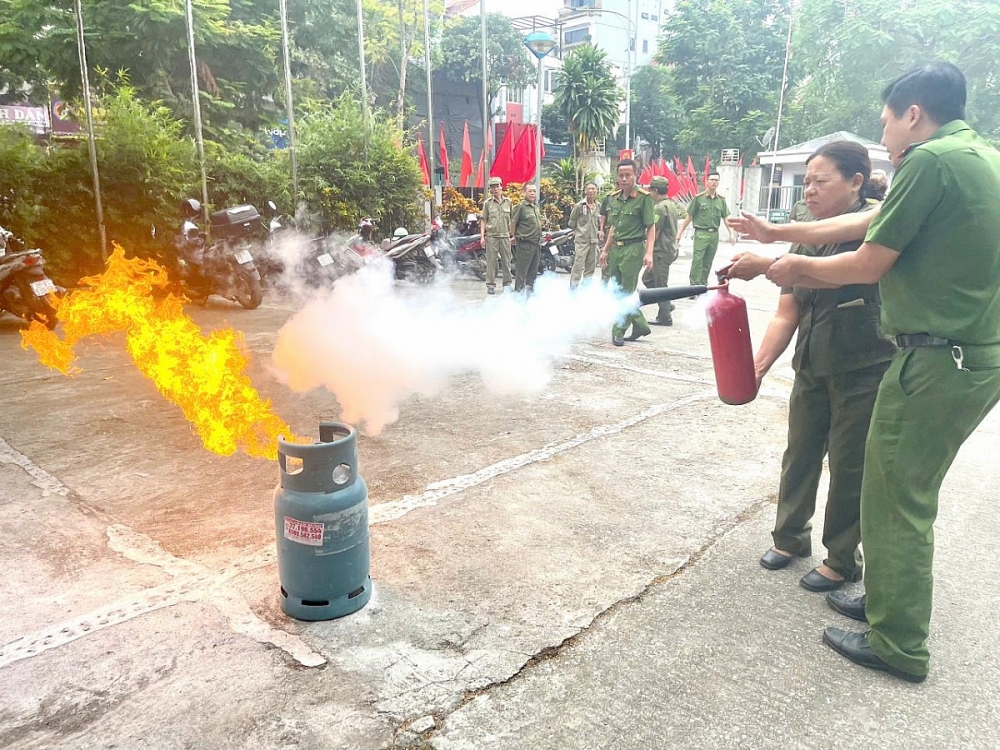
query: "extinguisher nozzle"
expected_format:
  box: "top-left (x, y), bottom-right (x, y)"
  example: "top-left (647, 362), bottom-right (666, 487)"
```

top-left (637, 285), bottom-right (709, 306)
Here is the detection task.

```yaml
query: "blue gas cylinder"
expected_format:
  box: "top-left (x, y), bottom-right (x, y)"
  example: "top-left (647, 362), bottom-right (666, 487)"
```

top-left (274, 421), bottom-right (371, 620)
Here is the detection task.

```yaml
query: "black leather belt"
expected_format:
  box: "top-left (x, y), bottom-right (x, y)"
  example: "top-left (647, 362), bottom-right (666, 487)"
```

top-left (894, 333), bottom-right (956, 348)
top-left (694, 228), bottom-right (718, 232)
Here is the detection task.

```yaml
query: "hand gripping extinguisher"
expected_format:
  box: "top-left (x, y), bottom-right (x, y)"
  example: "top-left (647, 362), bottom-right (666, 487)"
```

top-left (705, 281), bottom-right (757, 405)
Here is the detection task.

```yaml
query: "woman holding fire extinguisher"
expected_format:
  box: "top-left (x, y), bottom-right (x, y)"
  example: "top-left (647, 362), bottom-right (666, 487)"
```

top-left (745, 141), bottom-right (897, 592)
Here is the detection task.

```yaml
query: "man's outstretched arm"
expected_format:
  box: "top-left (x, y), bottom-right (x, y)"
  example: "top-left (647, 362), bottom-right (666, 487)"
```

top-left (727, 209), bottom-right (876, 245)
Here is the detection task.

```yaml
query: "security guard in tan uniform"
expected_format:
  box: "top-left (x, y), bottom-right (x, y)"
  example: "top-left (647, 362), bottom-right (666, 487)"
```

top-left (641, 176), bottom-right (680, 326)
top-left (481, 176), bottom-right (513, 294)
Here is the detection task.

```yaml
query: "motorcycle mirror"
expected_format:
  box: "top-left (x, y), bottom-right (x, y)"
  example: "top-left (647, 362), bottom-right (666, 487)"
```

top-left (267, 200), bottom-right (277, 212)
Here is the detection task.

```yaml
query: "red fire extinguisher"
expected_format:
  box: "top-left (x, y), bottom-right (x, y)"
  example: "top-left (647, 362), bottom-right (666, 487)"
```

top-left (705, 282), bottom-right (758, 405)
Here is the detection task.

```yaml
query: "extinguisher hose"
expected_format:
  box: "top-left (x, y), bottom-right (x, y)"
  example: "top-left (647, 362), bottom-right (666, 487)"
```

top-left (637, 285), bottom-right (709, 306)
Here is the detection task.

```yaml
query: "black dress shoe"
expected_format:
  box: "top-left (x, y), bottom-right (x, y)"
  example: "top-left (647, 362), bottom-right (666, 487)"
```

top-left (826, 591), bottom-right (868, 622)
top-left (822, 628), bottom-right (927, 683)
top-left (649, 318), bottom-right (673, 326)
top-left (612, 335), bottom-right (625, 347)
top-left (759, 544), bottom-right (811, 570)
top-left (626, 327), bottom-right (651, 341)
top-left (799, 567), bottom-right (862, 593)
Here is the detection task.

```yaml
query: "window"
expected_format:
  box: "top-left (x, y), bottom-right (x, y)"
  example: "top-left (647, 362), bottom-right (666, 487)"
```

top-left (641, 12), bottom-right (649, 19)
top-left (642, 39), bottom-right (648, 53)
top-left (569, 0), bottom-right (596, 7)
top-left (507, 87), bottom-right (524, 105)
top-left (651, 14), bottom-right (658, 21)
top-left (544, 69), bottom-right (560, 93)
top-left (564, 28), bottom-right (591, 45)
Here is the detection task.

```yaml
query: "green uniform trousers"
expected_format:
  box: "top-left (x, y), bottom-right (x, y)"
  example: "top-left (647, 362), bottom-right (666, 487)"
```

top-left (641, 246), bottom-right (676, 323)
top-left (608, 241), bottom-right (651, 338)
top-left (570, 239), bottom-right (600, 288)
top-left (774, 361), bottom-right (888, 578)
top-left (485, 235), bottom-right (512, 287)
top-left (862, 345), bottom-right (1000, 676)
top-left (689, 229), bottom-right (720, 286)
top-left (513, 239), bottom-right (540, 293)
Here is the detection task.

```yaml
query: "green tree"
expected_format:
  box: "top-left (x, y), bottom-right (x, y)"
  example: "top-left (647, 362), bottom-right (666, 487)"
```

top-left (786, 0), bottom-right (1000, 145)
top-left (439, 13), bottom-right (534, 124)
top-left (629, 64), bottom-right (683, 158)
top-left (541, 102), bottom-right (570, 145)
top-left (655, 0), bottom-right (791, 158)
top-left (553, 44), bottom-right (622, 165)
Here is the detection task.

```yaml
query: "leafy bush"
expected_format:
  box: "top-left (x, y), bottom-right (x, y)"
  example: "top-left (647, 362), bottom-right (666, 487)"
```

top-left (440, 187), bottom-right (481, 227)
top-left (296, 96), bottom-right (423, 236)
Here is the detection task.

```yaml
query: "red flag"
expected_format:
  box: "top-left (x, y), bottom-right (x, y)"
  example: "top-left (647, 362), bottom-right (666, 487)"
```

top-left (460, 121), bottom-right (474, 188)
top-left (439, 123), bottom-right (451, 186)
top-left (686, 156), bottom-right (696, 180)
top-left (703, 154), bottom-right (711, 188)
top-left (639, 164), bottom-right (654, 186)
top-left (665, 167), bottom-right (683, 199)
top-left (474, 149), bottom-right (485, 188)
top-left (673, 156), bottom-right (684, 176)
top-left (416, 135), bottom-right (430, 187)
top-left (490, 123), bottom-right (517, 181)
top-left (510, 124), bottom-right (536, 184)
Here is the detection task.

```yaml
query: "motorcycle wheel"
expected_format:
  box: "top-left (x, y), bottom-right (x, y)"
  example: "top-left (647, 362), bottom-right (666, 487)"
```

top-left (539, 252), bottom-right (556, 275)
top-left (233, 271), bottom-right (264, 309)
top-left (16, 277), bottom-right (58, 329)
top-left (472, 250), bottom-right (487, 281)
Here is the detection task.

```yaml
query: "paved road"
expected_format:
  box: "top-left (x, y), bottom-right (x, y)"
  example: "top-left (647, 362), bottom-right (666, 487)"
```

top-left (1, 242), bottom-right (997, 749)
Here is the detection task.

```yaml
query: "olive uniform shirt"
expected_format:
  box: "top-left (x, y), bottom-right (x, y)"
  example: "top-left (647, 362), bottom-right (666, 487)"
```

top-left (510, 201), bottom-right (542, 242)
top-left (866, 120), bottom-right (1000, 344)
top-left (687, 192), bottom-right (730, 230)
top-left (653, 198), bottom-right (680, 263)
top-left (482, 195), bottom-right (513, 237)
top-left (606, 188), bottom-right (655, 243)
top-left (782, 200), bottom-right (896, 376)
top-left (568, 199), bottom-right (600, 243)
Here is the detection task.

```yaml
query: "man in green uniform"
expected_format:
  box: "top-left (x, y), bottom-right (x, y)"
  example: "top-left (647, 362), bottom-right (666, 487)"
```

top-left (766, 62), bottom-right (1000, 682)
top-left (789, 198), bottom-right (812, 222)
top-left (641, 176), bottom-right (679, 326)
top-left (480, 176), bottom-right (513, 295)
top-left (509, 183), bottom-right (543, 294)
top-left (600, 158), bottom-right (655, 346)
top-left (676, 171), bottom-right (732, 285)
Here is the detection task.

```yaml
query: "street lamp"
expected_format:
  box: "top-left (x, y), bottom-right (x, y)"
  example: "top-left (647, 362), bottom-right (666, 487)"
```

top-left (524, 30), bottom-right (557, 197)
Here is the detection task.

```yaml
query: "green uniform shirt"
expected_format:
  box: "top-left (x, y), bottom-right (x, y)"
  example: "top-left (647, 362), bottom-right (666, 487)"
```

top-left (607, 188), bottom-right (655, 243)
top-left (687, 192), bottom-right (730, 230)
top-left (481, 196), bottom-right (512, 237)
top-left (568, 199), bottom-right (600, 243)
top-left (511, 200), bottom-right (542, 242)
top-left (866, 120), bottom-right (1000, 344)
top-left (789, 199), bottom-right (812, 222)
top-left (783, 200), bottom-right (896, 376)
top-left (653, 198), bottom-right (680, 261)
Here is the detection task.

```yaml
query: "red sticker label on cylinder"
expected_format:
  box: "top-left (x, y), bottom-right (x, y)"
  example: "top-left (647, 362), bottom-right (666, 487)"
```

top-left (283, 516), bottom-right (325, 546)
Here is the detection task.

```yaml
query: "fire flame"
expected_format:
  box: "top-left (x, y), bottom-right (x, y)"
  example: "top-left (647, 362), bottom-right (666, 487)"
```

top-left (20, 245), bottom-right (294, 459)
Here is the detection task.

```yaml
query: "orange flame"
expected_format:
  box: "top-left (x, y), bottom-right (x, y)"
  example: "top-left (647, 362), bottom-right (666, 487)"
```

top-left (20, 245), bottom-right (294, 459)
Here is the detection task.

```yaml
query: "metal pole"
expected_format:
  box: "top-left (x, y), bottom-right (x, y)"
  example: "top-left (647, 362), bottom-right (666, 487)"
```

top-left (423, 0), bottom-right (435, 218)
top-left (624, 0), bottom-right (631, 152)
top-left (535, 53), bottom-right (543, 196)
top-left (184, 0), bottom-right (210, 224)
top-left (278, 0), bottom-right (298, 209)
top-left (481, 0), bottom-right (490, 181)
top-left (73, 0), bottom-right (107, 261)
top-left (357, 0), bottom-right (369, 123)
top-left (765, 7), bottom-right (794, 217)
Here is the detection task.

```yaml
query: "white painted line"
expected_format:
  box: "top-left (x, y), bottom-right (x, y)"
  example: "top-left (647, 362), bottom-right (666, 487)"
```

top-left (369, 390), bottom-right (719, 525)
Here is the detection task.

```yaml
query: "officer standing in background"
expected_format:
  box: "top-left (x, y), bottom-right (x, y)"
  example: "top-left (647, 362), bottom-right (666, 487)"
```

top-left (480, 176), bottom-right (513, 295)
top-left (765, 62), bottom-right (1000, 683)
top-left (509, 183), bottom-right (543, 294)
top-left (641, 176), bottom-right (680, 326)
top-left (568, 181), bottom-right (602, 289)
top-left (676, 171), bottom-right (732, 285)
top-left (600, 159), bottom-right (655, 346)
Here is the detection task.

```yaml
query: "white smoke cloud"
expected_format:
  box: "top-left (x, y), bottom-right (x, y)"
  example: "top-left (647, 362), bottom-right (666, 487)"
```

top-left (270, 263), bottom-right (641, 434)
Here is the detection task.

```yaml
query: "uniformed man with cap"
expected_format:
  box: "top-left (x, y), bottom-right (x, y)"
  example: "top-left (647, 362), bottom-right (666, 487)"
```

top-left (600, 158), bottom-right (655, 346)
top-left (641, 175), bottom-right (680, 326)
top-left (761, 62), bottom-right (1000, 683)
top-left (480, 176), bottom-right (513, 294)
top-left (509, 183), bottom-right (543, 293)
top-left (676, 170), bottom-right (732, 285)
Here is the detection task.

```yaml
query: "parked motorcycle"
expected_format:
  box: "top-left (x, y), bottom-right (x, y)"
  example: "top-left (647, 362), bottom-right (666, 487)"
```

top-left (0, 227), bottom-right (59, 328)
top-left (539, 227), bottom-right (575, 274)
top-left (173, 199), bottom-right (264, 309)
top-left (384, 227), bottom-right (440, 283)
top-left (437, 216), bottom-right (489, 280)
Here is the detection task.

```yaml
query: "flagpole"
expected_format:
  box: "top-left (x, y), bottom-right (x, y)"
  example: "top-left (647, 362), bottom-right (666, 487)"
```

top-left (481, 0), bottom-right (489, 183)
top-left (765, 5), bottom-right (794, 217)
top-left (423, 0), bottom-right (436, 218)
top-left (73, 0), bottom-right (107, 261)
top-left (184, 0), bottom-right (210, 224)
top-left (278, 0), bottom-right (298, 209)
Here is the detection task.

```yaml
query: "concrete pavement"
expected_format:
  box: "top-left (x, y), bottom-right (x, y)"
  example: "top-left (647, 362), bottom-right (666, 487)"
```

top-left (2, 240), bottom-right (998, 749)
